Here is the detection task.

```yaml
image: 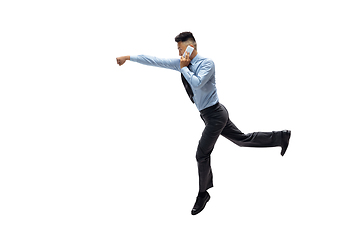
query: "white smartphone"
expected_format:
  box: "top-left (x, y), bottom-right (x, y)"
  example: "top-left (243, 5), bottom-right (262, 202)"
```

top-left (183, 45), bottom-right (194, 57)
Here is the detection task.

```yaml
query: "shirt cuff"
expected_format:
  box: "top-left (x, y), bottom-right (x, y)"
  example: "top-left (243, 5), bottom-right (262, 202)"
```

top-left (181, 66), bottom-right (190, 73)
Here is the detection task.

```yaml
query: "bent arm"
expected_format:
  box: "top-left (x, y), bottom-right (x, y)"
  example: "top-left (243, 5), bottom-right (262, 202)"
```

top-left (180, 59), bottom-right (215, 90)
top-left (130, 55), bottom-right (181, 72)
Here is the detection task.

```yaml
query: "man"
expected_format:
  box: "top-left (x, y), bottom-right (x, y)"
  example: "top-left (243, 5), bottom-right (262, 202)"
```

top-left (116, 32), bottom-right (291, 215)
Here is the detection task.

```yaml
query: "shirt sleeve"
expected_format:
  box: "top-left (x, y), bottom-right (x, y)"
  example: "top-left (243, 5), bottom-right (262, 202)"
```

top-left (130, 55), bottom-right (181, 72)
top-left (180, 59), bottom-right (215, 90)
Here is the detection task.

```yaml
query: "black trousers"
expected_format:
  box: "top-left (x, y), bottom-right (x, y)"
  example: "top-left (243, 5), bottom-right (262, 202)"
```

top-left (196, 102), bottom-right (282, 192)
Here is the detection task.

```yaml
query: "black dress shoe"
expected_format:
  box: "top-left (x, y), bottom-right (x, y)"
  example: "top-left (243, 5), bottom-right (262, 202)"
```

top-left (191, 191), bottom-right (210, 215)
top-left (281, 130), bottom-right (291, 156)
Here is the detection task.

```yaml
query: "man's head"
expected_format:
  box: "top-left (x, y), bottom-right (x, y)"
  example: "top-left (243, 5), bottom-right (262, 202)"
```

top-left (175, 32), bottom-right (197, 57)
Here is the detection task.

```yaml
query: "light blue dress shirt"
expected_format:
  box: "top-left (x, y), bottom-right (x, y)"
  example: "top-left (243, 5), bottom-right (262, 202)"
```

top-left (130, 54), bottom-right (219, 111)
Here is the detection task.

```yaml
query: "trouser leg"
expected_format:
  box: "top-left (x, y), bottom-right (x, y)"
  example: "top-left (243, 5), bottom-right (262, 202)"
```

top-left (196, 105), bottom-right (228, 192)
top-left (220, 118), bottom-right (282, 147)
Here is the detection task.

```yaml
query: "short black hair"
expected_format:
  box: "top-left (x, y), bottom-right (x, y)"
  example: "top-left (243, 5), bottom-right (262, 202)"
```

top-left (175, 31), bottom-right (196, 43)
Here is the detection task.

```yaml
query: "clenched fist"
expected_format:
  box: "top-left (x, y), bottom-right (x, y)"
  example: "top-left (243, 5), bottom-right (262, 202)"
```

top-left (116, 56), bottom-right (130, 66)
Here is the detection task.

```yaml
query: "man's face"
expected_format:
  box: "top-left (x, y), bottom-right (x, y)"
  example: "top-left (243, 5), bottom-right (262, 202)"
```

top-left (177, 42), bottom-right (189, 57)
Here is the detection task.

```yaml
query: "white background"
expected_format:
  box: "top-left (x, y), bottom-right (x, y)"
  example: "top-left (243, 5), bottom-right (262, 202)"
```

top-left (1, 0), bottom-right (360, 239)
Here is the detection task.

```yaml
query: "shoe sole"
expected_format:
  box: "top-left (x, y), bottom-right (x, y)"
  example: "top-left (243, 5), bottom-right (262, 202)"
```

top-left (281, 130), bottom-right (291, 156)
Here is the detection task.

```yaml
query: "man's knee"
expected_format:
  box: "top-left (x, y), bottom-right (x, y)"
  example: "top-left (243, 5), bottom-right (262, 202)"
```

top-left (196, 146), bottom-right (209, 163)
top-left (196, 147), bottom-right (203, 160)
top-left (195, 151), bottom-right (202, 162)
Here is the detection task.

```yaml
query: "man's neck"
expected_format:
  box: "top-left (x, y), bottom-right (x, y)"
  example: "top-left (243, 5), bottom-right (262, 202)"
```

top-left (190, 51), bottom-right (198, 61)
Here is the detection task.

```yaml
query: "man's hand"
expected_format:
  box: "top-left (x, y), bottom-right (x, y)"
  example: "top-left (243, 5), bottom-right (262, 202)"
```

top-left (180, 52), bottom-right (191, 69)
top-left (116, 56), bottom-right (130, 66)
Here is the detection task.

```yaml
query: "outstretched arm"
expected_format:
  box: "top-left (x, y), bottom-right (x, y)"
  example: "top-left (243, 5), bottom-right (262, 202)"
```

top-left (116, 55), bottom-right (181, 71)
